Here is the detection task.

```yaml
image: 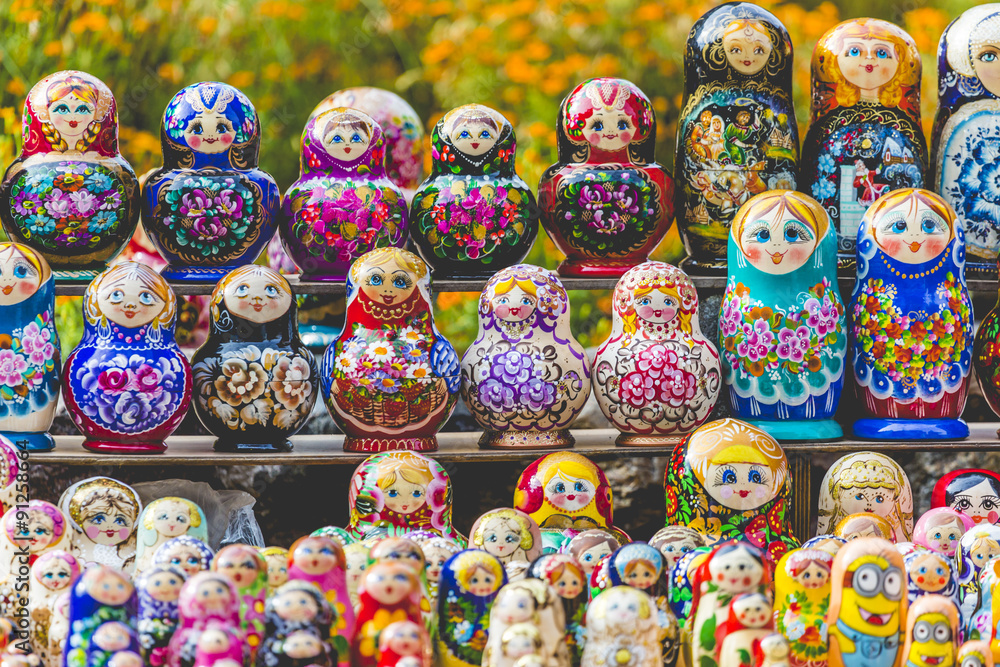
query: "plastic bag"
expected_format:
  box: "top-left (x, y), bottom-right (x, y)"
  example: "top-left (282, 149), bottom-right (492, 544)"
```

top-left (132, 480), bottom-right (264, 549)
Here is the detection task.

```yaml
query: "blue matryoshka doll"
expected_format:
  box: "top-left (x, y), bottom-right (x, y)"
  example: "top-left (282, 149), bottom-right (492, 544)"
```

top-left (141, 82), bottom-right (279, 281)
top-left (64, 565), bottom-right (137, 667)
top-left (850, 188), bottom-right (973, 440)
top-left (720, 190), bottom-right (847, 442)
top-left (136, 565), bottom-right (187, 667)
top-left (903, 548), bottom-right (958, 607)
top-left (86, 620), bottom-right (140, 667)
top-left (436, 549), bottom-right (507, 667)
top-left (606, 541), bottom-right (679, 666)
top-left (668, 547), bottom-right (712, 629)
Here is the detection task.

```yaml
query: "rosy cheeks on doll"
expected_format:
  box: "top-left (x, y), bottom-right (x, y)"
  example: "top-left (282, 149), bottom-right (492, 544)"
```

top-left (224, 274), bottom-right (291, 324)
top-left (152, 502), bottom-right (191, 538)
top-left (148, 573), bottom-right (184, 602)
top-left (795, 563), bottom-right (829, 589)
top-left (366, 570), bottom-right (412, 605)
top-left (218, 556), bottom-right (259, 586)
top-left (974, 43), bottom-right (1000, 97)
top-left (449, 121), bottom-right (497, 156)
top-left (722, 25), bottom-right (772, 75)
top-left (952, 481), bottom-right (1000, 524)
top-left (83, 512), bottom-right (133, 546)
top-left (624, 564), bottom-right (657, 589)
top-left (583, 108), bottom-right (636, 152)
top-left (16, 516), bottom-right (54, 552)
top-left (836, 39), bottom-right (899, 97)
top-left (740, 218), bottom-right (817, 275)
top-left (275, 591), bottom-right (318, 622)
top-left (99, 281), bottom-right (164, 328)
top-left (48, 93), bottom-right (96, 143)
top-left (546, 475), bottom-right (595, 512)
top-left (383, 479), bottom-right (427, 514)
top-left (40, 563), bottom-right (73, 591)
top-left (293, 539), bottom-right (338, 575)
top-left (88, 571), bottom-right (133, 606)
top-left (322, 122), bottom-right (372, 162)
top-left (578, 545), bottom-right (612, 573)
top-left (360, 265), bottom-right (416, 306)
top-left (467, 570), bottom-right (498, 596)
top-left (492, 286), bottom-right (537, 323)
top-left (0, 251), bottom-right (41, 306)
top-left (183, 112), bottom-right (236, 154)
top-left (912, 560), bottom-right (948, 592)
top-left (709, 550), bottom-right (764, 592)
top-left (554, 573), bottom-right (582, 598)
top-left (707, 462), bottom-right (772, 511)
top-left (633, 291), bottom-right (678, 324)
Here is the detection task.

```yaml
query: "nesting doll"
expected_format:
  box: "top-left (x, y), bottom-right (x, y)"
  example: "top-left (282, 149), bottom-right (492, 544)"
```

top-left (955, 525), bottom-right (1000, 627)
top-left (717, 592), bottom-right (774, 667)
top-left (256, 580), bottom-right (334, 667)
top-left (833, 513), bottom-right (895, 541)
top-left (721, 191), bottom-right (846, 441)
top-left (958, 640), bottom-right (994, 667)
top-left (850, 188), bottom-right (973, 440)
top-left (902, 595), bottom-right (960, 667)
top-left (192, 626), bottom-right (246, 667)
top-left (662, 418), bottom-right (796, 562)
top-left (581, 586), bottom-right (661, 667)
top-left (649, 526), bottom-right (707, 574)
top-left (166, 572), bottom-right (241, 667)
top-left (758, 635), bottom-right (792, 667)
top-left (592, 261), bottom-right (720, 446)
top-left (566, 531), bottom-right (622, 578)
top-left (904, 550), bottom-right (957, 606)
top-left (86, 621), bottom-right (140, 667)
top-left (801, 534), bottom-right (847, 555)
top-left (212, 544), bottom-right (267, 655)
top-left (142, 82), bottom-right (279, 281)
top-left (48, 592), bottom-right (71, 667)
top-left (366, 538), bottom-right (434, 623)
top-left (969, 558), bottom-right (999, 640)
top-left (470, 508), bottom-right (543, 566)
top-left (375, 620), bottom-right (432, 667)
top-left (260, 548), bottom-right (289, 598)
top-left (63, 566), bottom-right (136, 667)
top-left (286, 535), bottom-right (354, 657)
top-left (538, 78), bottom-right (674, 277)
top-left (483, 579), bottom-right (569, 667)
top-left (343, 543), bottom-right (370, 608)
top-left (816, 452), bottom-right (914, 542)
top-left (29, 551), bottom-right (80, 663)
top-left (136, 565), bottom-right (186, 667)
top-left (675, 3), bottom-right (798, 273)
top-left (774, 548), bottom-right (834, 667)
top-left (191, 265), bottom-right (318, 452)
top-left (409, 104), bottom-right (537, 278)
top-left (152, 536), bottom-right (215, 578)
top-left (932, 470), bottom-right (1000, 527)
top-left (436, 549), bottom-right (507, 667)
top-left (913, 508), bottom-right (974, 557)
top-left (607, 543), bottom-right (679, 666)
top-left (413, 536), bottom-right (460, 604)
top-left (321, 247), bottom-right (459, 452)
top-left (135, 498), bottom-right (209, 575)
top-left (527, 554), bottom-right (587, 666)
top-left (0, 500), bottom-right (67, 580)
top-left (0, 71), bottom-right (140, 278)
top-left (60, 477), bottom-right (141, 572)
top-left (351, 562), bottom-right (423, 667)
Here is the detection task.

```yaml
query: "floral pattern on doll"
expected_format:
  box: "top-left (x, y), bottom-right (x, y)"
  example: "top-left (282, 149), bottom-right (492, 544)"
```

top-left (816, 453), bottom-right (913, 542)
top-left (437, 550), bottom-right (507, 666)
top-left (774, 548), bottom-right (832, 665)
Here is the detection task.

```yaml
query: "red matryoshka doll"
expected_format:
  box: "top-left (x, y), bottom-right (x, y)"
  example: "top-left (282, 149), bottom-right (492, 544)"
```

top-left (816, 452), bottom-right (913, 543)
top-left (913, 508), bottom-right (974, 557)
top-left (774, 547), bottom-right (834, 667)
top-left (932, 470), bottom-right (1000, 527)
top-left (211, 544), bottom-right (266, 657)
top-left (351, 562), bottom-right (423, 667)
top-left (580, 585), bottom-right (662, 667)
top-left (538, 77), bottom-right (674, 277)
top-left (436, 549), bottom-right (507, 667)
top-left (717, 592), bottom-right (774, 667)
top-left (287, 535), bottom-right (354, 659)
top-left (900, 595), bottom-right (959, 667)
top-left (0, 71), bottom-right (140, 279)
top-left (60, 477), bottom-right (142, 573)
top-left (375, 620), bottom-right (431, 667)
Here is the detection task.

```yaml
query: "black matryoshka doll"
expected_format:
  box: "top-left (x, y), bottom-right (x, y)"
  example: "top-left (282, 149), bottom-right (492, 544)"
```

top-left (800, 18), bottom-right (927, 266)
top-left (63, 566), bottom-right (137, 667)
top-left (409, 104), bottom-right (538, 278)
top-left (141, 82), bottom-right (280, 281)
top-left (674, 3), bottom-right (799, 274)
top-left (0, 243), bottom-right (60, 451)
top-left (0, 71), bottom-right (140, 280)
top-left (191, 265), bottom-right (318, 452)
top-left (62, 262), bottom-right (191, 454)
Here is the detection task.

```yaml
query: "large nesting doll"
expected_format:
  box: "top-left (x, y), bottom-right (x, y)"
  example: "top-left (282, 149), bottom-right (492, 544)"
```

top-left (135, 498), bottom-right (210, 576)
top-left (800, 18), bottom-right (927, 265)
top-left (592, 261), bottom-right (721, 446)
top-left (60, 477), bottom-right (142, 573)
top-left (850, 188), bottom-right (973, 440)
top-left (191, 265), bottom-right (318, 452)
top-left (482, 579), bottom-right (569, 667)
top-left (662, 418), bottom-right (796, 563)
top-left (437, 550), bottom-right (507, 667)
top-left (62, 262), bottom-right (192, 453)
top-left (580, 586), bottom-right (661, 667)
top-left (774, 547), bottom-right (834, 667)
top-left (321, 247), bottom-right (460, 452)
top-left (0, 244), bottom-right (60, 451)
top-left (142, 82), bottom-right (280, 281)
top-left (816, 452), bottom-right (913, 542)
top-left (931, 5), bottom-right (1000, 276)
top-left (538, 77), bottom-right (674, 277)
top-left (932, 469), bottom-right (1000, 526)
top-left (409, 104), bottom-right (538, 278)
top-left (721, 190), bottom-right (847, 441)
top-left (64, 566), bottom-right (137, 667)
top-left (461, 264), bottom-right (591, 449)
top-left (280, 108), bottom-right (408, 281)
top-left (675, 3), bottom-right (799, 273)
top-left (0, 71), bottom-right (140, 279)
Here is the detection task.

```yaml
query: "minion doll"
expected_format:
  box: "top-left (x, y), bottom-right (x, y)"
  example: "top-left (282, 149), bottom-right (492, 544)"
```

top-left (901, 595), bottom-right (959, 667)
top-left (956, 640), bottom-right (993, 667)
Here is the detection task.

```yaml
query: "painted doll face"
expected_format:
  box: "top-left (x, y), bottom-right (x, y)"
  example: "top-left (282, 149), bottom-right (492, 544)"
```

top-left (423, 546), bottom-right (450, 583)
top-left (973, 39), bottom-right (1000, 96)
top-left (322, 119), bottom-right (371, 161)
top-left (740, 213), bottom-right (818, 275)
top-left (624, 561), bottom-right (658, 590)
top-left (183, 111), bottom-right (236, 153)
top-left (709, 547), bottom-right (764, 594)
top-left (910, 554), bottom-right (948, 593)
top-left (360, 259), bottom-right (416, 306)
top-left (603, 588), bottom-right (642, 625)
top-left (345, 549), bottom-right (368, 590)
top-left (480, 517), bottom-right (523, 560)
top-left (265, 554), bottom-right (289, 589)
top-left (0, 248), bottom-right (41, 306)
top-left (492, 285), bottom-right (536, 323)
top-left (970, 540), bottom-right (1000, 569)
top-left (925, 518), bottom-right (965, 555)
top-left (383, 478), bottom-right (427, 514)
top-left (284, 631), bottom-right (322, 660)
top-left (48, 92), bottom-right (96, 144)
top-left (374, 540), bottom-right (424, 573)
top-left (733, 595), bottom-right (771, 628)
top-left (16, 512), bottom-right (54, 553)
top-left (449, 118), bottom-right (497, 156)
top-left (197, 628), bottom-right (230, 654)
top-left (658, 537), bottom-right (700, 571)
top-left (494, 588), bottom-right (535, 625)
top-left (795, 562), bottom-right (829, 590)
top-left (553, 570), bottom-right (582, 598)
top-left (503, 633), bottom-right (536, 658)
top-left (92, 621), bottom-right (131, 651)
top-left (82, 503), bottom-right (134, 547)
top-left (837, 38), bottom-right (899, 94)
top-left (223, 271), bottom-right (291, 324)
top-left (36, 559), bottom-right (74, 592)
top-left (578, 544), bottom-right (612, 574)
top-left (840, 486), bottom-right (895, 519)
top-left (723, 23), bottom-right (772, 75)
top-left (873, 199), bottom-right (951, 264)
top-left (216, 548), bottom-right (261, 588)
top-left (293, 538), bottom-right (339, 575)
top-left (98, 276), bottom-right (164, 328)
top-left (147, 569), bottom-right (184, 602)
top-left (364, 564), bottom-right (414, 606)
top-left (382, 621), bottom-right (423, 656)
top-left (108, 652), bottom-right (142, 667)
top-left (151, 500), bottom-right (193, 539)
top-left (274, 589), bottom-right (319, 623)
top-left (951, 480), bottom-right (1000, 525)
top-left (583, 107), bottom-right (636, 152)
top-left (163, 544), bottom-right (207, 576)
top-left (85, 569), bottom-right (132, 606)
top-left (545, 473), bottom-right (595, 513)
top-left (194, 578), bottom-right (233, 615)
top-left (706, 458), bottom-right (773, 511)
top-left (633, 289), bottom-right (677, 324)
top-left (464, 565), bottom-right (499, 596)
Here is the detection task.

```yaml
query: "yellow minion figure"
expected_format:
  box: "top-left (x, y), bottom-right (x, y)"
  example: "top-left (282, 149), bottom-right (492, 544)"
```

top-left (901, 595), bottom-right (959, 667)
top-left (955, 639), bottom-right (993, 667)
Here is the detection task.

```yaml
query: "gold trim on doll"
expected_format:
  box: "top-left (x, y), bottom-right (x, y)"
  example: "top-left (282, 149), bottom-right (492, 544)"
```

top-left (84, 263), bottom-right (176, 331)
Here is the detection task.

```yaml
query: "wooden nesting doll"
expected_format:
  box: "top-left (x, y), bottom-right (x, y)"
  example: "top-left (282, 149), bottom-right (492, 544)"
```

top-left (462, 264), bottom-right (590, 449)
top-left (470, 508), bottom-right (543, 566)
top-left (192, 626), bottom-right (246, 667)
top-left (136, 565), bottom-right (186, 667)
top-left (351, 562), bottom-right (423, 667)
top-left (0, 71), bottom-right (140, 279)
top-left (932, 470), bottom-right (1000, 527)
top-left (913, 508), bottom-right (974, 557)
top-left (152, 536), bottom-right (215, 578)
top-left (717, 592), bottom-right (774, 667)
top-left (345, 451), bottom-right (465, 544)
top-left (311, 527), bottom-right (355, 548)
top-left (816, 452), bottom-right (914, 542)
top-left (674, 3), bottom-right (799, 274)
top-left (483, 579), bottom-right (569, 667)
top-left (606, 543), bottom-right (680, 667)
top-left (538, 77), bottom-right (674, 277)
top-left (86, 621), bottom-right (140, 667)
top-left (800, 19), bottom-right (927, 265)
top-left (850, 189), bottom-right (973, 440)
top-left (774, 547), bottom-right (834, 667)
top-left (721, 190), bottom-right (847, 441)
top-left (166, 572), bottom-right (241, 667)
top-left (0, 501), bottom-right (67, 586)
top-left (256, 580), bottom-right (334, 667)
top-left (527, 554), bottom-right (587, 666)
top-left (662, 418), bottom-right (797, 562)
top-left (800, 534), bottom-right (847, 555)
top-left (580, 585), bottom-right (662, 667)
top-left (135, 498), bottom-right (209, 576)
top-left (901, 595), bottom-right (960, 667)
top-left (212, 544), bottom-right (267, 656)
top-left (931, 5), bottom-right (1000, 276)
top-left (958, 640), bottom-right (994, 667)
top-left (413, 536), bottom-right (460, 604)
top-left (592, 261), bottom-right (721, 446)
top-left (29, 551), bottom-right (80, 663)
top-left (566, 530), bottom-right (621, 578)
top-left (321, 247), bottom-right (460, 452)
top-left (191, 265), bottom-right (318, 452)
top-left (367, 538), bottom-right (434, 625)
top-left (260, 547), bottom-right (289, 599)
top-left (287, 535), bottom-right (354, 659)
top-left (758, 635), bottom-right (792, 667)
top-left (409, 104), bottom-right (538, 278)
top-left (49, 592), bottom-right (71, 667)
top-left (649, 526), bottom-right (708, 575)
top-left (375, 620), bottom-right (432, 667)
top-left (343, 542), bottom-right (370, 608)
top-left (903, 550), bottom-right (957, 606)
top-left (60, 477), bottom-right (141, 572)
top-left (142, 82), bottom-right (280, 281)
top-left (972, 560), bottom-right (998, 654)
top-left (833, 513), bottom-right (895, 541)
top-left (955, 525), bottom-right (1000, 627)
top-left (280, 108), bottom-right (408, 281)
top-left (436, 549), bottom-right (507, 667)
top-left (63, 566), bottom-right (137, 667)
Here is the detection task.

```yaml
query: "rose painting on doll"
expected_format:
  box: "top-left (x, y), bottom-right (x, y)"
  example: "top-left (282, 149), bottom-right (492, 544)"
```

top-left (932, 470), bottom-right (1000, 526)
top-left (60, 478), bottom-right (142, 573)
top-left (816, 452), bottom-right (913, 542)
top-left (136, 498), bottom-right (209, 575)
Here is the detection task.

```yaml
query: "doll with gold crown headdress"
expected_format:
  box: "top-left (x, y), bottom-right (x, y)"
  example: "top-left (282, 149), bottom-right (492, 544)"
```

top-left (59, 477), bottom-right (142, 574)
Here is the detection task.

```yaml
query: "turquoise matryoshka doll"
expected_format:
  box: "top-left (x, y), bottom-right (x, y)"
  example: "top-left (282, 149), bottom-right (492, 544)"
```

top-left (720, 190), bottom-right (847, 441)
top-left (436, 549), bottom-right (507, 667)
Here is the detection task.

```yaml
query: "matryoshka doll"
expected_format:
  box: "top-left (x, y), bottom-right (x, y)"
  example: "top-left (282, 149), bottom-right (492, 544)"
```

top-left (955, 525), bottom-right (1000, 628)
top-left (958, 640), bottom-right (994, 667)
top-left (800, 19), bottom-right (927, 265)
top-left (191, 265), bottom-right (318, 452)
top-left (662, 418), bottom-right (796, 562)
top-left (932, 470), bottom-right (1000, 527)
top-left (311, 527), bottom-right (355, 549)
top-left (413, 536), bottom-right (460, 604)
top-left (462, 264), bottom-right (591, 449)
top-left (63, 262), bottom-right (191, 453)
top-left (136, 565), bottom-right (186, 667)
top-left (60, 477), bottom-right (142, 573)
top-left (482, 579), bottom-right (569, 667)
top-left (527, 554), bottom-right (587, 666)
top-left (913, 508), bottom-right (974, 557)
top-left (29, 551), bottom-right (80, 663)
top-left (774, 548), bottom-right (834, 667)
top-left (901, 595), bottom-right (959, 667)
top-left (141, 82), bottom-right (280, 281)
top-left (86, 621), bottom-right (139, 667)
top-left (931, 5), bottom-right (1000, 276)
top-left (211, 544), bottom-right (267, 657)
top-left (592, 261), bottom-right (721, 446)
top-left (351, 562), bottom-right (423, 667)
top-left (566, 530), bottom-right (622, 578)
top-left (409, 104), bottom-right (538, 278)
top-left (260, 547), bottom-right (289, 598)
top-left (580, 585), bottom-right (662, 667)
top-left (850, 188), bottom-right (973, 440)
top-left (166, 572), bottom-right (241, 667)
top-left (833, 513), bottom-right (895, 541)
top-left (970, 558), bottom-right (998, 640)
top-left (436, 549), bottom-right (507, 667)
top-left (649, 526), bottom-right (707, 574)
top-left (606, 543), bottom-right (679, 667)
top-left (470, 508), bottom-right (543, 567)
top-left (286, 535), bottom-right (354, 659)
top-left (0, 71), bottom-right (140, 279)
top-left (538, 78), bottom-right (674, 277)
top-left (135, 497), bottom-right (209, 575)
top-left (674, 3), bottom-right (799, 274)
top-left (343, 543), bottom-right (370, 608)
top-left (63, 566), bottom-right (137, 667)
top-left (903, 549), bottom-right (957, 606)
top-left (152, 536), bottom-right (215, 578)
top-left (0, 500), bottom-right (67, 576)
top-left (721, 191), bottom-right (847, 441)
top-left (816, 452), bottom-right (914, 542)
top-left (49, 593), bottom-right (71, 667)
top-left (192, 627), bottom-right (246, 667)
top-left (717, 592), bottom-right (774, 667)
top-left (321, 247), bottom-right (460, 452)
top-left (257, 580), bottom-right (334, 667)
top-left (376, 620), bottom-right (431, 667)
top-left (366, 538), bottom-right (434, 623)
top-left (0, 244), bottom-right (60, 452)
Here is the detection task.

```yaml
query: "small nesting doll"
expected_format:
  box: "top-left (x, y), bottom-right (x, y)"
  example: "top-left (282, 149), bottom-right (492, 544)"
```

top-left (0, 71), bottom-right (140, 279)
top-left (774, 548), bottom-right (834, 666)
top-left (166, 572), bottom-right (241, 667)
top-left (538, 77), bottom-right (674, 277)
top-left (351, 562), bottom-right (423, 667)
top-left (483, 579), bottom-right (569, 667)
top-left (192, 626), bottom-right (246, 667)
top-left (62, 262), bottom-right (191, 453)
top-left (566, 530), bottom-right (621, 578)
top-left (527, 555), bottom-right (587, 666)
top-left (675, 3), bottom-right (799, 274)
top-left (758, 635), bottom-right (792, 667)
top-left (212, 545), bottom-right (267, 656)
top-left (136, 498), bottom-right (209, 575)
top-left (0, 500), bottom-right (67, 580)
top-left (414, 536), bottom-right (460, 605)
top-left (321, 247), bottom-right (460, 452)
top-left (662, 418), bottom-right (796, 563)
top-left (375, 620), bottom-right (431, 667)
top-left (136, 565), bottom-right (187, 667)
top-left (593, 261), bottom-right (720, 446)
top-left (850, 188), bottom-right (973, 440)
top-left (343, 543), bottom-right (370, 608)
top-left (141, 82), bottom-right (280, 281)
top-left (913, 508), bottom-right (974, 557)
top-left (817, 452), bottom-right (914, 543)
top-left (649, 526), bottom-right (707, 574)
top-left (63, 566), bottom-right (137, 667)
top-left (607, 543), bottom-right (679, 667)
top-left (409, 104), bottom-right (538, 278)
top-left (287, 535), bottom-right (354, 659)
top-left (580, 586), bottom-right (661, 667)
top-left (800, 19), bottom-right (927, 264)
top-left (902, 595), bottom-right (960, 667)
top-left (60, 477), bottom-right (142, 573)
top-left (257, 580), bottom-right (334, 667)
top-left (903, 550), bottom-right (957, 606)
top-left (0, 244), bottom-right (59, 452)
top-left (834, 513), bottom-right (895, 541)
top-left (191, 265), bottom-right (317, 452)
top-left (86, 621), bottom-right (140, 667)
top-left (958, 640), bottom-right (994, 667)
top-left (955, 525), bottom-right (1000, 627)
top-left (462, 264), bottom-right (591, 449)
top-left (49, 592), bottom-right (71, 667)
top-left (367, 538), bottom-right (434, 624)
top-left (152, 536), bottom-right (215, 578)
top-left (260, 547), bottom-right (289, 598)
top-left (721, 191), bottom-right (847, 441)
top-left (717, 592), bottom-right (774, 667)
top-left (311, 527), bottom-right (355, 549)
top-left (29, 551), bottom-right (80, 663)
top-left (470, 508), bottom-right (543, 567)
top-left (932, 470), bottom-right (1000, 527)
top-left (436, 549), bottom-right (507, 667)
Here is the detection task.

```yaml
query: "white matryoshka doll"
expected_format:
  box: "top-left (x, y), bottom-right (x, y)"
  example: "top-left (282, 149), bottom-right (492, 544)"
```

top-left (816, 452), bottom-right (914, 543)
top-left (592, 261), bottom-right (721, 446)
top-left (649, 526), bottom-right (708, 575)
top-left (850, 188), bottom-right (973, 440)
top-left (580, 585), bottom-right (661, 667)
top-left (29, 550), bottom-right (81, 663)
top-left (955, 525), bottom-right (1000, 629)
top-left (462, 264), bottom-right (591, 449)
top-left (774, 547), bottom-right (834, 667)
top-left (482, 579), bottom-right (569, 667)
top-left (0, 244), bottom-right (59, 452)
top-left (60, 477), bottom-right (142, 573)
top-left (470, 508), bottom-right (543, 568)
top-left (135, 498), bottom-right (209, 576)
top-left (721, 190), bottom-right (847, 442)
